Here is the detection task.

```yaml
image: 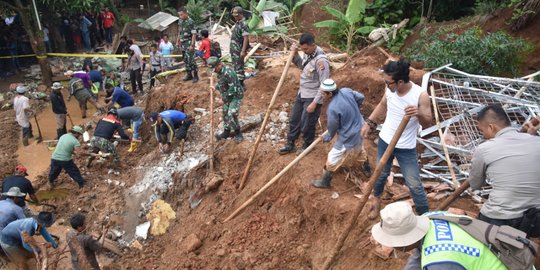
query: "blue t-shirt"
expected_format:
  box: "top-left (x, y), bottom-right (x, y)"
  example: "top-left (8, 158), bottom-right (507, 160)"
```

top-left (1, 218), bottom-right (58, 251)
top-left (159, 42), bottom-right (174, 56)
top-left (111, 87), bottom-right (134, 108)
top-left (160, 110), bottom-right (186, 124)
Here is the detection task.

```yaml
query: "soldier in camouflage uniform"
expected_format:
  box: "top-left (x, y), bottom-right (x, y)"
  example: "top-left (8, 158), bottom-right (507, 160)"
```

top-left (176, 7), bottom-right (199, 83)
top-left (208, 56), bottom-right (244, 143)
top-left (230, 6), bottom-right (250, 87)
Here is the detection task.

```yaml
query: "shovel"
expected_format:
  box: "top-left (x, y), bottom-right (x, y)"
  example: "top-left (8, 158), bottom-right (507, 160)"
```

top-left (34, 115), bottom-right (43, 143)
top-left (67, 113), bottom-right (75, 128)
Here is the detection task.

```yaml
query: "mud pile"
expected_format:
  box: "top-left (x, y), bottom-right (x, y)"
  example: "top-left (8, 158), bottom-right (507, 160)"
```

top-left (114, 50), bottom-right (428, 269)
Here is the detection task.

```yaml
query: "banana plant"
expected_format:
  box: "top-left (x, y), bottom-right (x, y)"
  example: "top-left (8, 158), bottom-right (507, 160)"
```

top-left (314, 0), bottom-right (375, 54)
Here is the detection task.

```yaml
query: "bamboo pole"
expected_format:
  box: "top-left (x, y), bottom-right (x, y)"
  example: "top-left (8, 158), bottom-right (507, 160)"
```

top-left (244, 43), bottom-right (261, 63)
top-left (436, 180), bottom-right (470, 211)
top-left (321, 116), bottom-right (410, 270)
top-left (209, 75), bottom-right (215, 172)
top-left (238, 48), bottom-right (297, 190)
top-left (225, 130), bottom-right (328, 222)
top-left (429, 85), bottom-right (460, 188)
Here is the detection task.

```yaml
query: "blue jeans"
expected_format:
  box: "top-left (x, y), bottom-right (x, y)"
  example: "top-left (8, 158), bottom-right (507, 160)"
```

top-left (105, 27), bottom-right (113, 44)
top-left (82, 31), bottom-right (91, 51)
top-left (373, 137), bottom-right (429, 215)
top-left (22, 124), bottom-right (33, 138)
top-left (131, 114), bottom-right (144, 140)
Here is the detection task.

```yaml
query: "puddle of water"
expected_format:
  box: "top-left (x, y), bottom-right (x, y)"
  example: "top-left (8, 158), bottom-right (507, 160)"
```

top-left (36, 188), bottom-right (71, 201)
top-left (16, 88), bottom-right (98, 181)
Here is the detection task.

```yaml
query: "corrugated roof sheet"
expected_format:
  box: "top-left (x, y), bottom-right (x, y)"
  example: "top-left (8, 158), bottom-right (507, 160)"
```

top-left (138, 12), bottom-right (179, 32)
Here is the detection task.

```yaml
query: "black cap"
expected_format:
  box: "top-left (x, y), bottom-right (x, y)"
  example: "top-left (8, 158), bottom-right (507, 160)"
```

top-left (36, 211), bottom-right (55, 227)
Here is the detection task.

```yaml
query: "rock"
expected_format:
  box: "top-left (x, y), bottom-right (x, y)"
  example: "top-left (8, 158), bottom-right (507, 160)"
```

top-left (146, 200), bottom-right (176, 236)
top-left (216, 248), bottom-right (226, 257)
top-left (194, 108), bottom-right (207, 114)
top-left (205, 175), bottom-right (224, 192)
top-left (183, 233), bottom-right (202, 252)
top-left (131, 240), bottom-right (143, 250)
top-left (135, 221), bottom-right (151, 240)
top-left (278, 111), bottom-right (288, 123)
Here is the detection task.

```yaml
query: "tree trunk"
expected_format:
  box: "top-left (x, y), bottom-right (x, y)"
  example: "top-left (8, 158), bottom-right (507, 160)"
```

top-left (16, 0), bottom-right (53, 86)
top-left (49, 25), bottom-right (66, 52)
top-left (511, 0), bottom-right (540, 31)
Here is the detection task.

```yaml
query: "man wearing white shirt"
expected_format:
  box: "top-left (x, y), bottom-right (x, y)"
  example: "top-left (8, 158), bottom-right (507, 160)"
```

top-left (361, 58), bottom-right (432, 219)
top-left (159, 34), bottom-right (174, 70)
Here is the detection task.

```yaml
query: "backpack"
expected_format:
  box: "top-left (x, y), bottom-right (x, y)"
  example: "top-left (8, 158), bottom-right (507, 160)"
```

top-left (429, 215), bottom-right (538, 270)
top-left (210, 40), bottom-right (222, 58)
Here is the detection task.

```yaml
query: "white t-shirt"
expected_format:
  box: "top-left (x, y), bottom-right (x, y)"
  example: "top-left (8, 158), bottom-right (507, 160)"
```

top-left (43, 28), bottom-right (50, 42)
top-left (379, 82), bottom-right (424, 149)
top-left (14, 95), bottom-right (30, 128)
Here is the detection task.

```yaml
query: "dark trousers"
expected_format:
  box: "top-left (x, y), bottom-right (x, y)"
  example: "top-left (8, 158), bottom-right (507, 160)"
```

top-left (104, 27), bottom-right (113, 44)
top-left (150, 69), bottom-right (159, 89)
top-left (130, 68), bottom-right (143, 94)
top-left (48, 159), bottom-right (85, 187)
top-left (287, 94), bottom-right (322, 146)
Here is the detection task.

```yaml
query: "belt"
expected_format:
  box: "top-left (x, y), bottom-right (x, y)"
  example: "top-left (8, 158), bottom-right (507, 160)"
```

top-left (152, 64), bottom-right (161, 66)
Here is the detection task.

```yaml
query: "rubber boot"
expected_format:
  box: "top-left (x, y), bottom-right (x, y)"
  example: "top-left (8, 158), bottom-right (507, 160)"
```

top-left (311, 169), bottom-right (333, 188)
top-left (278, 141), bottom-right (295, 155)
top-left (192, 71), bottom-right (199, 83)
top-left (216, 129), bottom-right (230, 140)
top-left (182, 71), bottom-right (193, 81)
top-left (234, 129), bottom-right (243, 143)
top-left (22, 136), bottom-right (29, 146)
top-left (128, 140), bottom-right (140, 153)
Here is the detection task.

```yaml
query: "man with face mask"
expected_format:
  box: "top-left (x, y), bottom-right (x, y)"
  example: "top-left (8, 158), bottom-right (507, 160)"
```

top-left (469, 105), bottom-right (540, 229)
top-left (361, 58), bottom-right (432, 219)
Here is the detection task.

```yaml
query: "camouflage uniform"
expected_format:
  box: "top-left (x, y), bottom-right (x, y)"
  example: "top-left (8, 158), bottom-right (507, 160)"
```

top-left (230, 18), bottom-right (250, 82)
top-left (178, 17), bottom-right (198, 73)
top-left (88, 136), bottom-right (119, 164)
top-left (216, 65), bottom-right (244, 131)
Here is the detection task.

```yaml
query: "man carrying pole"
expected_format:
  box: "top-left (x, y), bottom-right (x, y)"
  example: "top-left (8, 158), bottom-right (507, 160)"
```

top-left (312, 79), bottom-right (371, 188)
top-left (361, 58), bottom-right (432, 218)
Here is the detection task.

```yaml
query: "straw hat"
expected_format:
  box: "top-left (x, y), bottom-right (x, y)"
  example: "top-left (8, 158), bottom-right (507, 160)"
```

top-left (320, 79), bottom-right (337, 92)
top-left (2, 187), bottom-right (26, 197)
top-left (371, 202), bottom-right (430, 247)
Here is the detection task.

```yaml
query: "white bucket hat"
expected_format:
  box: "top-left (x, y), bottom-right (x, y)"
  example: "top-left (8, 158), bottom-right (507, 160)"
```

top-left (16, 85), bottom-right (27, 94)
top-left (2, 187), bottom-right (26, 197)
top-left (320, 78), bottom-right (337, 92)
top-left (371, 201), bottom-right (430, 247)
top-left (51, 82), bottom-right (63, 90)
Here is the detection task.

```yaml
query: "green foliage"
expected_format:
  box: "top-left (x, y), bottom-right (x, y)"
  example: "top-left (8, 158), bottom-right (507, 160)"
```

top-left (186, 0), bottom-right (206, 25)
top-left (386, 28), bottom-right (411, 54)
top-left (314, 0), bottom-right (371, 54)
top-left (406, 27), bottom-right (532, 76)
top-left (158, 0), bottom-right (177, 15)
top-left (473, 0), bottom-right (511, 14)
top-left (39, 0), bottom-right (109, 13)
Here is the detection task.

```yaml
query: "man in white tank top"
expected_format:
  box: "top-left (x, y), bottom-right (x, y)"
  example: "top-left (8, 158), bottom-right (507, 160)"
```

top-left (360, 58), bottom-right (432, 219)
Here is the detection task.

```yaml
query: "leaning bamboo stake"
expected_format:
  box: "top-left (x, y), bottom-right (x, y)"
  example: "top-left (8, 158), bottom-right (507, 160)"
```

top-left (209, 75), bottom-right (215, 172)
top-left (437, 180), bottom-right (471, 211)
top-left (244, 43), bottom-right (261, 63)
top-left (238, 48), bottom-right (297, 189)
top-left (225, 130), bottom-right (328, 222)
top-left (211, 8), bottom-right (227, 35)
top-left (430, 85), bottom-right (460, 188)
top-left (321, 116), bottom-right (410, 270)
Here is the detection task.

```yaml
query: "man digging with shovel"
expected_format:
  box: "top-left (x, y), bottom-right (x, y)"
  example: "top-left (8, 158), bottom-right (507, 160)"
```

top-left (48, 126), bottom-right (90, 189)
top-left (13, 85), bottom-right (36, 146)
top-left (311, 79), bottom-right (372, 188)
top-left (50, 82), bottom-right (68, 139)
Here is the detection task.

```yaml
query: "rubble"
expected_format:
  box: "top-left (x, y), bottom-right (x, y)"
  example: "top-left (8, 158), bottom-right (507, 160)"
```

top-left (135, 221), bottom-right (151, 240)
top-left (183, 233), bottom-right (203, 252)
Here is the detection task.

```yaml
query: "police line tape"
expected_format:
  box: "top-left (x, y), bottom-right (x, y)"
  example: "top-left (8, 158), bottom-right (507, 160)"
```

top-left (0, 52), bottom-right (184, 59)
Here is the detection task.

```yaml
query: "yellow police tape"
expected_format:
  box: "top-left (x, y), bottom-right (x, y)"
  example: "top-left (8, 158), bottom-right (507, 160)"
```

top-left (0, 53), bottom-right (183, 59)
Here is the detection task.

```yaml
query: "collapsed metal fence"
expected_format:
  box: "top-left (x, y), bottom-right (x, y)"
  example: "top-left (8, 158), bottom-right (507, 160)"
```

top-left (396, 65), bottom-right (540, 201)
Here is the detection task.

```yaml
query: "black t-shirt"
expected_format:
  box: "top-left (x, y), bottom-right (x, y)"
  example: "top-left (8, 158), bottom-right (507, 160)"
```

top-left (1, 175), bottom-right (35, 207)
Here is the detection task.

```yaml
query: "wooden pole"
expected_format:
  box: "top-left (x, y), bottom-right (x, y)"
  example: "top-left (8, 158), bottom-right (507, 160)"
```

top-left (209, 75), bottom-right (215, 172)
top-left (436, 180), bottom-right (470, 211)
top-left (239, 48), bottom-right (297, 190)
top-left (429, 85), bottom-right (460, 188)
top-left (225, 130), bottom-right (328, 222)
top-left (321, 116), bottom-right (410, 270)
top-left (244, 43), bottom-right (261, 63)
